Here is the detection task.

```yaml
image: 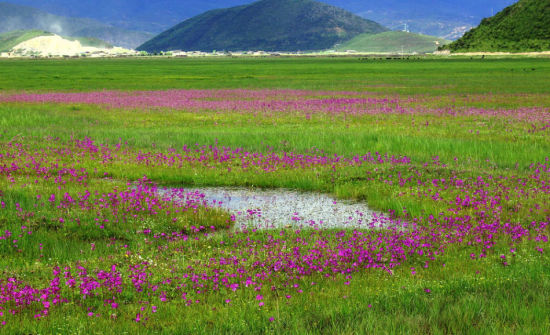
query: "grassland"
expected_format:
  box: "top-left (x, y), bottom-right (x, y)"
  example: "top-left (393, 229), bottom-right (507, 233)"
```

top-left (0, 57), bottom-right (548, 334)
top-left (336, 31), bottom-right (450, 54)
top-left (1, 57), bottom-right (550, 94)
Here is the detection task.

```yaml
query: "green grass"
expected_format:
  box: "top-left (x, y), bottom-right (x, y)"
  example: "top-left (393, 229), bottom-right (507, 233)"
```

top-left (1, 233), bottom-right (548, 334)
top-left (1, 57), bottom-right (550, 95)
top-left (0, 57), bottom-right (549, 333)
top-left (336, 31), bottom-right (450, 54)
top-left (0, 101), bottom-right (546, 223)
top-left (0, 102), bottom-right (547, 168)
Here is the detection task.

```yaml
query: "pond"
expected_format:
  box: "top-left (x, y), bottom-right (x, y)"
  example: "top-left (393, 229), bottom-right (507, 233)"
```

top-left (167, 187), bottom-right (388, 230)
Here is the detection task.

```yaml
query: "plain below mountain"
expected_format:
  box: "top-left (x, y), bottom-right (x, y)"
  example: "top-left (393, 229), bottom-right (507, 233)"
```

top-left (335, 31), bottom-right (450, 54)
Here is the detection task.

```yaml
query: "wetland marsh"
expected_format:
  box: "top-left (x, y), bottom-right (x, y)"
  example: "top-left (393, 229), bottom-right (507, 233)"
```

top-left (0, 57), bottom-right (548, 334)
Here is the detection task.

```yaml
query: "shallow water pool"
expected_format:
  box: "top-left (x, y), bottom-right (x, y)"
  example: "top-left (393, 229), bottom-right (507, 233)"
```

top-left (167, 187), bottom-right (386, 230)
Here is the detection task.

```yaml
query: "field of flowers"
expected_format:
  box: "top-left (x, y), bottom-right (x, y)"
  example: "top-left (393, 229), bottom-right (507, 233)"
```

top-left (0, 58), bottom-right (549, 333)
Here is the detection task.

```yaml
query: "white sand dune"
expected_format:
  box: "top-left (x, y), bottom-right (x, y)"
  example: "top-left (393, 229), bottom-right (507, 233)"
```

top-left (6, 34), bottom-right (136, 57)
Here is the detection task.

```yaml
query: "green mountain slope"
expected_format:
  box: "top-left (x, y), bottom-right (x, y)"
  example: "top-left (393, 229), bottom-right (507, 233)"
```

top-left (0, 30), bottom-right (113, 53)
top-left (336, 31), bottom-right (450, 53)
top-left (0, 2), bottom-right (152, 48)
top-left (138, 0), bottom-right (388, 52)
top-left (443, 0), bottom-right (550, 52)
top-left (0, 29), bottom-right (52, 52)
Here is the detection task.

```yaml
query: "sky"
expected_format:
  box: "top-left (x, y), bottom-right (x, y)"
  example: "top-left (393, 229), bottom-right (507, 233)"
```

top-left (3, 0), bottom-right (518, 36)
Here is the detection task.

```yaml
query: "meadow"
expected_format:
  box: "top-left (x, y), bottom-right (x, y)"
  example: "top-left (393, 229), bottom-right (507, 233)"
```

top-left (0, 57), bottom-right (548, 334)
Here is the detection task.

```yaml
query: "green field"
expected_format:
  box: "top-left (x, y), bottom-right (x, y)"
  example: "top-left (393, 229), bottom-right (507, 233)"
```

top-left (336, 31), bottom-right (450, 54)
top-left (0, 57), bottom-right (549, 334)
top-left (1, 57), bottom-right (550, 94)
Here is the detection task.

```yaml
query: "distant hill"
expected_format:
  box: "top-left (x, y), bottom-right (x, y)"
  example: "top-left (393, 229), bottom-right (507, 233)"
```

top-left (443, 0), bottom-right (550, 52)
top-left (138, 0), bottom-right (387, 52)
top-left (0, 29), bottom-right (52, 52)
top-left (335, 31), bottom-right (450, 54)
top-left (0, 30), bottom-right (113, 53)
top-left (327, 0), bottom-right (517, 40)
top-left (0, 2), bottom-right (153, 48)
top-left (5, 0), bottom-right (517, 39)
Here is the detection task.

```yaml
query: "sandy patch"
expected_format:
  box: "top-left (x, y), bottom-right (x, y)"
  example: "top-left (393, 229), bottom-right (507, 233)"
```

top-left (4, 34), bottom-right (137, 57)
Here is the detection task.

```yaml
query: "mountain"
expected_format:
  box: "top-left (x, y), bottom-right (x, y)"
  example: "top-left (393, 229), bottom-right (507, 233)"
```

top-left (0, 2), bottom-right (153, 48)
top-left (138, 0), bottom-right (388, 52)
top-left (4, 0), bottom-right (517, 39)
top-left (335, 31), bottom-right (450, 54)
top-left (443, 0), bottom-right (550, 52)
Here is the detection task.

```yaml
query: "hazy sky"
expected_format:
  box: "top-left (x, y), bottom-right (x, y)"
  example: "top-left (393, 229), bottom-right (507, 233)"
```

top-left (3, 0), bottom-right (518, 35)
